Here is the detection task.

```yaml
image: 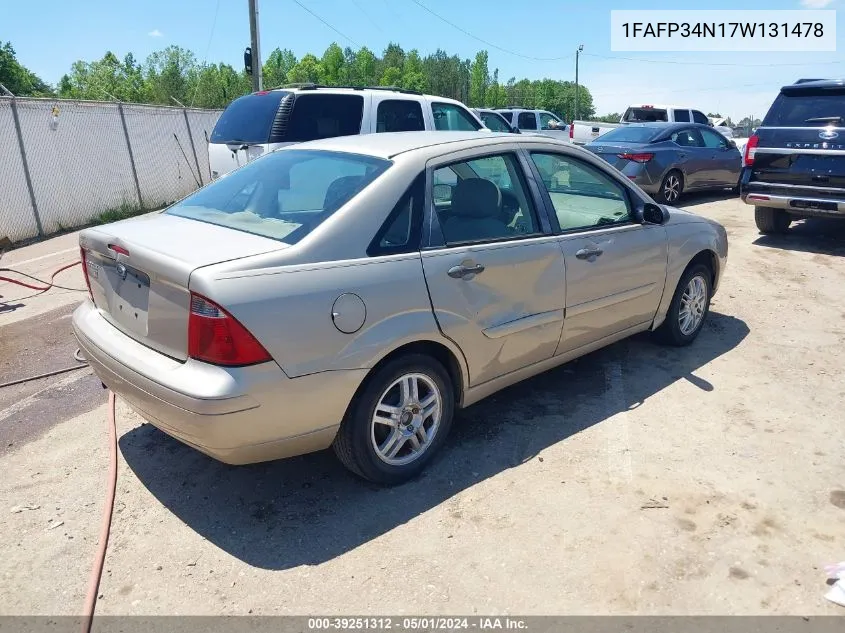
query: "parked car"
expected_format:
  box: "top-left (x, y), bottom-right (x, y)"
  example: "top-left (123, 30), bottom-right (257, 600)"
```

top-left (570, 104), bottom-right (715, 145)
top-left (74, 131), bottom-right (727, 484)
top-left (208, 85), bottom-right (489, 178)
top-left (472, 108), bottom-right (519, 133)
top-left (740, 78), bottom-right (845, 234)
top-left (585, 123), bottom-right (742, 204)
top-left (494, 108), bottom-right (569, 138)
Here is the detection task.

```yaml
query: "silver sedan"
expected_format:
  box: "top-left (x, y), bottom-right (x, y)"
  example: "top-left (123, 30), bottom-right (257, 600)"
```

top-left (73, 131), bottom-right (728, 484)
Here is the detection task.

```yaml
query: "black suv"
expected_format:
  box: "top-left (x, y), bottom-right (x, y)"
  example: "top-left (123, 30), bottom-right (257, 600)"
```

top-left (740, 79), bottom-right (845, 234)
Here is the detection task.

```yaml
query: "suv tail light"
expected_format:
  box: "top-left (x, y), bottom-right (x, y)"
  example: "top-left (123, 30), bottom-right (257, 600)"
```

top-left (188, 293), bottom-right (272, 366)
top-left (618, 152), bottom-right (654, 163)
top-left (744, 134), bottom-right (759, 166)
top-left (80, 248), bottom-right (93, 298)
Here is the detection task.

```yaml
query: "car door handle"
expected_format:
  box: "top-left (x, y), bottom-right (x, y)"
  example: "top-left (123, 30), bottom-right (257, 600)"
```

top-left (575, 247), bottom-right (603, 260)
top-left (447, 263), bottom-right (485, 278)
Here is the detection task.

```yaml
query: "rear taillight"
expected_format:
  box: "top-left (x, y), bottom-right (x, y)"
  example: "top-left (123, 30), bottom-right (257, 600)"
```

top-left (744, 134), bottom-right (759, 166)
top-left (618, 152), bottom-right (654, 163)
top-left (188, 293), bottom-right (271, 366)
top-left (80, 247), bottom-right (93, 298)
top-left (569, 123), bottom-right (574, 140)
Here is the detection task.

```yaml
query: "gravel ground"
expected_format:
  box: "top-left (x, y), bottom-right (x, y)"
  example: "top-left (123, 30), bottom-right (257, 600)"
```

top-left (1, 194), bottom-right (843, 616)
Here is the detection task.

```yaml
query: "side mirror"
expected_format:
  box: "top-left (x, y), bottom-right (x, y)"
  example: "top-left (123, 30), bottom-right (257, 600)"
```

top-left (639, 202), bottom-right (670, 224)
top-left (511, 125), bottom-right (521, 134)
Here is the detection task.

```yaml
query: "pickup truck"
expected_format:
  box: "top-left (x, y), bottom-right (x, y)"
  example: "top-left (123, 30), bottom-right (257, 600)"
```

top-left (570, 104), bottom-right (714, 145)
top-left (740, 78), bottom-right (845, 234)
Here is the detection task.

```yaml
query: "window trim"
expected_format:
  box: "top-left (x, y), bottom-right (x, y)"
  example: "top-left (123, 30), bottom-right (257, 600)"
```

top-left (523, 149), bottom-right (639, 235)
top-left (422, 150), bottom-right (550, 249)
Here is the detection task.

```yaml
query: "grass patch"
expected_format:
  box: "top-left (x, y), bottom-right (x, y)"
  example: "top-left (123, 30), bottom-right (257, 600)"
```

top-left (91, 201), bottom-right (153, 226)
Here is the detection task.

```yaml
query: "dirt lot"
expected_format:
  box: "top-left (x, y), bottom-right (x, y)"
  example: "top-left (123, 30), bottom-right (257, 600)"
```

top-left (1, 195), bottom-right (844, 616)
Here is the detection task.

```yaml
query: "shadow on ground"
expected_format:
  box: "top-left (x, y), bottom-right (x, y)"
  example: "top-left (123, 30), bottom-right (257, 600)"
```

top-left (675, 190), bottom-right (740, 208)
top-left (120, 311), bottom-right (749, 570)
top-left (753, 217), bottom-right (845, 257)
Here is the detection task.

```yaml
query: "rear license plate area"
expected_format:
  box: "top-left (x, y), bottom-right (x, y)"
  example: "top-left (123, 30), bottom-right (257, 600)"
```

top-left (93, 258), bottom-right (151, 336)
top-left (790, 199), bottom-right (837, 212)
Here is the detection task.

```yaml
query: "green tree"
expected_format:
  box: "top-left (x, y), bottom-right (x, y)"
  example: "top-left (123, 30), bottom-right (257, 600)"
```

top-left (287, 53), bottom-right (322, 84)
top-left (263, 48), bottom-right (296, 88)
top-left (400, 49), bottom-right (427, 92)
top-left (354, 47), bottom-right (378, 86)
top-left (595, 112), bottom-right (622, 123)
top-left (320, 43), bottom-right (345, 85)
top-left (57, 51), bottom-right (145, 102)
top-left (469, 50), bottom-right (489, 107)
top-left (0, 41), bottom-right (52, 96)
top-left (144, 45), bottom-right (196, 104)
top-left (189, 63), bottom-right (250, 107)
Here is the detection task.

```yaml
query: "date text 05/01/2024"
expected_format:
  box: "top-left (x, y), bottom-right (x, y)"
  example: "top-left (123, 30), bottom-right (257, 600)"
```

top-left (307, 617), bottom-right (528, 630)
top-left (621, 22), bottom-right (824, 38)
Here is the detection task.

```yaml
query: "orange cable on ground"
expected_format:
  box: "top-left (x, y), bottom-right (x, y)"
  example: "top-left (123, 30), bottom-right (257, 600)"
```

top-left (0, 259), bottom-right (83, 292)
top-left (80, 391), bottom-right (118, 633)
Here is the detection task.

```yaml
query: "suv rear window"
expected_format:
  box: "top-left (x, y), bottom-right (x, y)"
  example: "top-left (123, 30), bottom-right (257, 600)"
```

top-left (623, 107), bottom-right (668, 123)
top-left (286, 94), bottom-right (364, 141)
top-left (166, 150), bottom-right (390, 244)
top-left (763, 88), bottom-right (845, 127)
top-left (210, 91), bottom-right (290, 144)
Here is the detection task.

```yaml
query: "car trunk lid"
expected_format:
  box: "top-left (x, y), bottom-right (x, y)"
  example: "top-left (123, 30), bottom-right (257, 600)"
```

top-left (586, 142), bottom-right (651, 169)
top-left (80, 212), bottom-right (286, 361)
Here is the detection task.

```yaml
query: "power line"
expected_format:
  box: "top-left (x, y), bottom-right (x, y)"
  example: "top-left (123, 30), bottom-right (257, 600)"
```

top-left (291, 0), bottom-right (361, 47)
top-left (584, 51), bottom-right (845, 68)
top-left (590, 80), bottom-right (782, 98)
top-left (408, 0), bottom-right (573, 62)
top-left (190, 0), bottom-right (222, 107)
top-left (350, 0), bottom-right (385, 34)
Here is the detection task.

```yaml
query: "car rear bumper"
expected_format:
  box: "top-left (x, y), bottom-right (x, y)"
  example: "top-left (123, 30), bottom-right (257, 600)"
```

top-left (72, 299), bottom-right (367, 464)
top-left (741, 191), bottom-right (845, 217)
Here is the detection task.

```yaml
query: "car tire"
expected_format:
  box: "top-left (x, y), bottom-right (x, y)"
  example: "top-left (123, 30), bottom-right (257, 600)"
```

top-left (333, 354), bottom-right (455, 485)
top-left (655, 263), bottom-right (712, 347)
top-left (754, 207), bottom-right (791, 234)
top-left (656, 170), bottom-right (684, 205)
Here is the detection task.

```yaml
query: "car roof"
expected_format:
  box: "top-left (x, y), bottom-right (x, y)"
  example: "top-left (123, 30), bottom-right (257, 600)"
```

top-left (290, 131), bottom-right (537, 159)
top-left (619, 122), bottom-right (712, 131)
top-left (254, 85), bottom-right (467, 104)
top-left (781, 78), bottom-right (845, 93)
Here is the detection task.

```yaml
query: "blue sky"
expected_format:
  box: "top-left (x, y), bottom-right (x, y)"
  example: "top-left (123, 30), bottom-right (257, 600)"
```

top-left (6, 0), bottom-right (844, 119)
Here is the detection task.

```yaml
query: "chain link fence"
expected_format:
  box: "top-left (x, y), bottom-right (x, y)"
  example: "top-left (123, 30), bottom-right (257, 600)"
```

top-left (0, 97), bottom-right (222, 244)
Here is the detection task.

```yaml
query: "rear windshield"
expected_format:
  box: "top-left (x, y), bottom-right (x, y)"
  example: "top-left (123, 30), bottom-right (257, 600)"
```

top-left (623, 107), bottom-right (668, 123)
top-left (763, 89), bottom-right (845, 127)
top-left (165, 150), bottom-right (391, 244)
top-left (210, 91), bottom-right (290, 144)
top-left (594, 126), bottom-right (660, 143)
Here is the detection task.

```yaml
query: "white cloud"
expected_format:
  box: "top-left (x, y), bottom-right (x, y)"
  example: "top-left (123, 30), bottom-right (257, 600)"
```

top-left (148, 29), bottom-right (164, 38)
top-left (801, 0), bottom-right (834, 8)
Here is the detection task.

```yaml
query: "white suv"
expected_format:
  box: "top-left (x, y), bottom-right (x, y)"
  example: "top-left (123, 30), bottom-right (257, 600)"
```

top-left (208, 85), bottom-right (489, 178)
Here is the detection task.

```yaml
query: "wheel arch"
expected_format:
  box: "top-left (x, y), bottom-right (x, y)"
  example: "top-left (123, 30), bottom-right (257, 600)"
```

top-left (652, 242), bottom-right (721, 331)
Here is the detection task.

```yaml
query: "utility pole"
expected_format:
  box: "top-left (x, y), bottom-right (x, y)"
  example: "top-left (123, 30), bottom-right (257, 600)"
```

top-left (248, 0), bottom-right (263, 92)
top-left (574, 44), bottom-right (583, 122)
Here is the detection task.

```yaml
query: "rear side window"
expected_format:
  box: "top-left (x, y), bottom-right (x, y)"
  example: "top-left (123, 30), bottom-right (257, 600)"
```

top-left (518, 112), bottom-right (538, 130)
top-left (377, 100), bottom-right (425, 132)
top-left (497, 110), bottom-right (513, 123)
top-left (166, 149), bottom-right (390, 244)
top-left (673, 109), bottom-right (691, 122)
top-left (692, 110), bottom-right (709, 124)
top-left (209, 91), bottom-right (289, 144)
top-left (623, 107), bottom-right (668, 123)
top-left (763, 88), bottom-right (845, 127)
top-left (431, 102), bottom-right (482, 131)
top-left (286, 94), bottom-right (364, 142)
top-left (369, 174), bottom-right (424, 255)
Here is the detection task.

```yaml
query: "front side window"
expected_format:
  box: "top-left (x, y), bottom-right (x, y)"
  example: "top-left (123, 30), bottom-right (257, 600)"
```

top-left (480, 112), bottom-right (512, 132)
top-left (530, 153), bottom-right (631, 231)
top-left (700, 128), bottom-right (728, 149)
top-left (166, 150), bottom-right (390, 244)
top-left (377, 99), bottom-right (425, 133)
top-left (692, 110), bottom-right (710, 124)
top-left (539, 112), bottom-right (563, 130)
top-left (432, 153), bottom-right (539, 244)
top-left (518, 111), bottom-right (538, 130)
top-left (431, 102), bottom-right (482, 131)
